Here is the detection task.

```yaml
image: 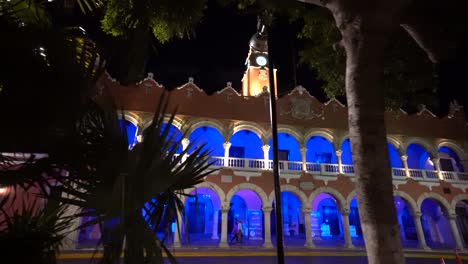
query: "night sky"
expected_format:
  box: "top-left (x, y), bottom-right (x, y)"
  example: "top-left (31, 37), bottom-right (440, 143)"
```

top-left (84, 0), bottom-right (467, 117)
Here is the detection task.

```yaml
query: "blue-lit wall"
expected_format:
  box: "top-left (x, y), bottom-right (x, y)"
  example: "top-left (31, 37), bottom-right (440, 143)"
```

top-left (406, 144), bottom-right (433, 170)
top-left (229, 130), bottom-right (263, 159)
top-left (306, 136), bottom-right (337, 164)
top-left (268, 133), bottom-right (301, 161)
top-left (189, 126), bottom-right (224, 157)
top-left (161, 123), bottom-right (182, 154)
top-left (119, 120), bottom-right (138, 146)
top-left (341, 139), bottom-right (353, 164)
top-left (388, 143), bottom-right (403, 168)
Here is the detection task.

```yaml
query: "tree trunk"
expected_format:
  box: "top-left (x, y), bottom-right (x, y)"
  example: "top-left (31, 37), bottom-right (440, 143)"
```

top-left (333, 6), bottom-right (405, 264)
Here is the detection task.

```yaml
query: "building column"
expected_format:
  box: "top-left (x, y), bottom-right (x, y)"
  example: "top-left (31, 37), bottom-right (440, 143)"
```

top-left (336, 150), bottom-right (343, 174)
top-left (211, 208), bottom-right (220, 239)
top-left (341, 209), bottom-right (355, 249)
top-left (412, 212), bottom-right (430, 250)
top-left (263, 206), bottom-right (274, 248)
top-left (401, 155), bottom-right (410, 177)
top-left (61, 205), bottom-right (80, 250)
top-left (223, 142), bottom-right (231, 167)
top-left (181, 138), bottom-right (190, 163)
top-left (431, 157), bottom-right (443, 180)
top-left (447, 213), bottom-right (465, 250)
top-left (302, 208), bottom-right (315, 248)
top-left (300, 147), bottom-right (307, 171)
top-left (219, 205), bottom-right (229, 248)
top-left (173, 209), bottom-right (182, 248)
top-left (262, 145), bottom-right (270, 170)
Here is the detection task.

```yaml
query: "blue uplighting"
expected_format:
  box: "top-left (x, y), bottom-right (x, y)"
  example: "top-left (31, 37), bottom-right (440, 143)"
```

top-left (269, 133), bottom-right (301, 161)
top-left (189, 126), bottom-right (224, 156)
top-left (229, 130), bottom-right (262, 159)
top-left (161, 123), bottom-right (182, 154)
top-left (407, 144), bottom-right (433, 169)
top-left (341, 139), bottom-right (353, 164)
top-left (388, 143), bottom-right (403, 168)
top-left (119, 120), bottom-right (138, 146)
top-left (306, 136), bottom-right (336, 163)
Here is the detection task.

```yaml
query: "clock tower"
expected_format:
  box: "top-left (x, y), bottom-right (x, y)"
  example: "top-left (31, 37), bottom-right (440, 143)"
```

top-left (241, 20), bottom-right (277, 97)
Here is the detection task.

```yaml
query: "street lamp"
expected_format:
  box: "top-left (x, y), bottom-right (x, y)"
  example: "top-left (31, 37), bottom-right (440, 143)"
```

top-left (266, 21), bottom-right (285, 264)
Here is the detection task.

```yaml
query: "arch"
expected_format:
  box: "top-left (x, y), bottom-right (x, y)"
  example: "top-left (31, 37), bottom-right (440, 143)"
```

top-left (345, 190), bottom-right (357, 210)
top-left (406, 142), bottom-right (434, 170)
top-left (266, 125), bottom-right (304, 148)
top-left (308, 187), bottom-right (346, 212)
top-left (303, 129), bottom-right (335, 147)
top-left (387, 136), bottom-right (404, 156)
top-left (267, 185), bottom-right (308, 206)
top-left (184, 119), bottom-right (228, 141)
top-left (451, 194), bottom-right (468, 209)
top-left (387, 142), bottom-right (403, 168)
top-left (268, 132), bottom-right (302, 162)
top-left (225, 183), bottom-right (268, 208)
top-left (306, 135), bottom-right (337, 164)
top-left (417, 192), bottom-right (453, 215)
top-left (187, 126), bottom-right (224, 157)
top-left (119, 119), bottom-right (138, 146)
top-left (393, 190), bottom-right (418, 214)
top-left (141, 115), bottom-right (186, 133)
top-left (340, 138), bottom-right (353, 165)
top-left (183, 181), bottom-right (226, 207)
top-left (231, 121), bottom-right (268, 144)
top-left (404, 138), bottom-right (437, 157)
top-left (437, 140), bottom-right (467, 161)
top-left (122, 111), bottom-right (142, 128)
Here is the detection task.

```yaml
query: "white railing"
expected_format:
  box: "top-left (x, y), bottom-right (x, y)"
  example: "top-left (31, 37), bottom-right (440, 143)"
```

top-left (180, 154), bottom-right (468, 183)
top-left (392, 168), bottom-right (406, 177)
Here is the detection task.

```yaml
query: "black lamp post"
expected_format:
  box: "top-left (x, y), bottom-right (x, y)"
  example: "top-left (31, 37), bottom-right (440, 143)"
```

top-left (266, 22), bottom-right (285, 264)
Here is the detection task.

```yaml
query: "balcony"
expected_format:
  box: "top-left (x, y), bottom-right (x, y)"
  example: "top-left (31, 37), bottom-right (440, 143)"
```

top-left (201, 155), bottom-right (468, 183)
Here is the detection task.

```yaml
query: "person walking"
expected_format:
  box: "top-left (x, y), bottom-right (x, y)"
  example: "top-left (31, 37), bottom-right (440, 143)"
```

top-left (237, 220), bottom-right (243, 244)
top-left (230, 220), bottom-right (239, 244)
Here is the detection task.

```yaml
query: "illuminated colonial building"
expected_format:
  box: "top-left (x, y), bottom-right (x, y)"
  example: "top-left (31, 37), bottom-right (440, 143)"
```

top-left (73, 29), bottom-right (468, 251)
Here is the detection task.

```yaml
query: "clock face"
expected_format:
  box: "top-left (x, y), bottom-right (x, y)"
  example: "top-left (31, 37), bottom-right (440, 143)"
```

top-left (255, 55), bottom-right (267, 66)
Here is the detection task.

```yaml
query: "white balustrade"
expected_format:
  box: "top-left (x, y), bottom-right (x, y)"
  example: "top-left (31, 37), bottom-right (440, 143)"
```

top-left (408, 169), bottom-right (424, 178)
top-left (392, 168), bottom-right (406, 177)
top-left (341, 164), bottom-right (355, 175)
top-left (458, 172), bottom-right (468, 181)
top-left (423, 170), bottom-right (439, 180)
top-left (440, 171), bottom-right (457, 181)
top-left (190, 155), bottom-right (468, 184)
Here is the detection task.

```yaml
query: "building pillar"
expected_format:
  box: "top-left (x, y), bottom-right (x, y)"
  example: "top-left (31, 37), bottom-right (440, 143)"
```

top-left (447, 213), bottom-right (465, 250)
top-left (401, 155), bottom-right (410, 177)
top-left (223, 142), bottom-right (231, 167)
top-left (302, 208), bottom-right (315, 248)
top-left (181, 138), bottom-right (190, 163)
top-left (219, 205), bottom-right (229, 248)
top-left (412, 212), bottom-right (430, 250)
top-left (431, 157), bottom-right (443, 180)
top-left (262, 206), bottom-right (274, 248)
top-left (336, 150), bottom-right (343, 174)
top-left (341, 209), bottom-right (355, 249)
top-left (300, 147), bottom-right (307, 172)
top-left (61, 205), bottom-right (80, 250)
top-left (173, 209), bottom-right (182, 248)
top-left (211, 208), bottom-right (220, 239)
top-left (262, 145), bottom-right (270, 170)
